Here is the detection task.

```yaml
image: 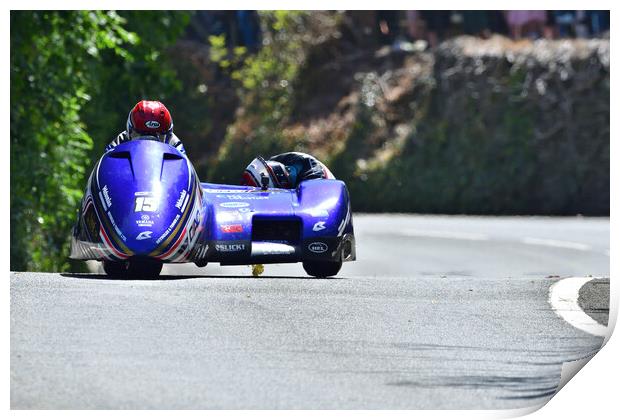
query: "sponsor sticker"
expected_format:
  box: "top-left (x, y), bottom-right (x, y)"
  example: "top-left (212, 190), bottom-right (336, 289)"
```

top-left (220, 202), bottom-right (250, 208)
top-left (136, 231), bottom-right (153, 240)
top-left (204, 189), bottom-right (251, 194)
top-left (101, 185), bottom-right (113, 208)
top-left (145, 120), bottom-right (160, 129)
top-left (205, 188), bottom-right (284, 194)
top-left (168, 214), bottom-right (181, 230)
top-left (105, 211), bottom-right (127, 241)
top-left (308, 242), bottom-right (329, 253)
top-left (136, 214), bottom-right (154, 227)
top-left (175, 189), bottom-right (187, 209)
top-left (220, 224), bottom-right (243, 233)
top-left (156, 214), bottom-right (181, 244)
top-left (219, 208), bottom-right (252, 217)
top-left (312, 221), bottom-right (326, 232)
top-left (220, 194), bottom-right (268, 201)
top-left (215, 243), bottom-right (246, 252)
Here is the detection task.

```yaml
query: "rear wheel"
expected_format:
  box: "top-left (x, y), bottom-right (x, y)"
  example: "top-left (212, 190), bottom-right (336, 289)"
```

top-left (302, 260), bottom-right (342, 278)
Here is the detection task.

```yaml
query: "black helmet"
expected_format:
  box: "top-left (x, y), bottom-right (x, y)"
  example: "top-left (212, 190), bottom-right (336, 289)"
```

top-left (241, 157), bottom-right (293, 189)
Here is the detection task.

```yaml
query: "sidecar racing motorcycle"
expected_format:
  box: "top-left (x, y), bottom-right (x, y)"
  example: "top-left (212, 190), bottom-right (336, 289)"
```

top-left (70, 138), bottom-right (355, 278)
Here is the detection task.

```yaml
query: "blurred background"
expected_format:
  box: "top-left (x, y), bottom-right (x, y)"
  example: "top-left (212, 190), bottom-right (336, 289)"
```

top-left (10, 10), bottom-right (610, 272)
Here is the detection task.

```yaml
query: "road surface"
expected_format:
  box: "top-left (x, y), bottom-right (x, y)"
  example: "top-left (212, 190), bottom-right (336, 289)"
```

top-left (10, 215), bottom-right (610, 409)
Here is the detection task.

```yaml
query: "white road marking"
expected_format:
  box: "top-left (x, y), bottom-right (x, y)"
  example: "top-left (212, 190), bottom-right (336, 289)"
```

top-left (548, 277), bottom-right (608, 337)
top-left (401, 229), bottom-right (489, 241)
top-left (522, 237), bottom-right (592, 251)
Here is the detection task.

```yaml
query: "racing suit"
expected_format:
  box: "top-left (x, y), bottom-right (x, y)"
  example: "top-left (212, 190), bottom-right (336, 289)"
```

top-left (105, 131), bottom-right (186, 154)
top-left (269, 152), bottom-right (335, 188)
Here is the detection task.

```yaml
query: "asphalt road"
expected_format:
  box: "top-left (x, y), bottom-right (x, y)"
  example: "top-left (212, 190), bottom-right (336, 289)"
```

top-left (10, 215), bottom-right (610, 409)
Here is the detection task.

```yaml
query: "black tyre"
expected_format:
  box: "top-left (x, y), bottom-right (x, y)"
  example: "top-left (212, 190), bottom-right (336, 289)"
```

top-left (103, 259), bottom-right (163, 279)
top-left (127, 259), bottom-right (163, 279)
top-left (302, 260), bottom-right (342, 278)
top-left (103, 260), bottom-right (130, 278)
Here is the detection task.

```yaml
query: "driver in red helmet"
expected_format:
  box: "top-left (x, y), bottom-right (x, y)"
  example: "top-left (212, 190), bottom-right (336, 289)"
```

top-left (105, 100), bottom-right (186, 154)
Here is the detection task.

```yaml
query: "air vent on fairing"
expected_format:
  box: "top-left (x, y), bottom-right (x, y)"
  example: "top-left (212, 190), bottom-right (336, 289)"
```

top-left (252, 218), bottom-right (301, 244)
top-left (107, 151), bottom-right (131, 159)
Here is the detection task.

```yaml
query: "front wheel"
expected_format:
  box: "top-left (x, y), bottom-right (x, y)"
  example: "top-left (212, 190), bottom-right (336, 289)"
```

top-left (103, 259), bottom-right (163, 279)
top-left (127, 259), bottom-right (163, 279)
top-left (302, 260), bottom-right (342, 278)
top-left (103, 260), bottom-right (129, 278)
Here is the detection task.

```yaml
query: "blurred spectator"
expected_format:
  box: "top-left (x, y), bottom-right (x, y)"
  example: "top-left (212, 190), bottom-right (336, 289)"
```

top-left (487, 11), bottom-right (509, 36)
top-left (185, 11), bottom-right (215, 43)
top-left (377, 11), bottom-right (400, 45)
top-left (587, 10), bottom-right (610, 36)
top-left (398, 10), bottom-right (607, 44)
top-left (185, 11), bottom-right (236, 46)
top-left (407, 11), bottom-right (508, 44)
top-left (574, 11), bottom-right (590, 38)
top-left (184, 11), bottom-right (262, 53)
top-left (550, 11), bottom-right (606, 38)
top-left (236, 11), bottom-right (261, 52)
top-left (343, 11), bottom-right (378, 46)
top-left (460, 11), bottom-right (491, 37)
top-left (543, 11), bottom-right (557, 39)
top-left (586, 10), bottom-right (609, 36)
top-left (189, 9), bottom-right (609, 56)
top-left (419, 11), bottom-right (451, 48)
top-left (406, 10), bottom-right (421, 40)
top-left (505, 11), bottom-right (547, 39)
top-left (553, 11), bottom-right (580, 37)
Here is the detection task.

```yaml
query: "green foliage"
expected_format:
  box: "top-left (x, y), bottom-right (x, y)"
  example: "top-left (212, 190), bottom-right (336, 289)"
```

top-left (10, 11), bottom-right (190, 271)
top-left (209, 11), bottom-right (316, 183)
top-left (82, 11), bottom-right (191, 159)
top-left (11, 11), bottom-right (128, 271)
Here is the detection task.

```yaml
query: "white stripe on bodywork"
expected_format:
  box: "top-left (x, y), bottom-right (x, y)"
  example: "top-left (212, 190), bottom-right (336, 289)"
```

top-left (184, 156), bottom-right (192, 191)
top-left (180, 193), bottom-right (190, 213)
top-left (95, 156), bottom-right (104, 189)
top-left (337, 201), bottom-right (351, 237)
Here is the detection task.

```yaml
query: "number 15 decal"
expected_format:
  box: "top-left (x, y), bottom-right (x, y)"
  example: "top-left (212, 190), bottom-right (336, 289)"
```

top-left (135, 196), bottom-right (159, 212)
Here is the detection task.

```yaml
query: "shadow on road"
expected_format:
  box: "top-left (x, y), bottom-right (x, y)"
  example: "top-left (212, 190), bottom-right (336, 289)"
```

top-left (60, 273), bottom-right (320, 281)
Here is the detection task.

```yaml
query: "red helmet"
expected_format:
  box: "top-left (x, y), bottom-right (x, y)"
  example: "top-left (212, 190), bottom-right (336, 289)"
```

top-left (126, 100), bottom-right (173, 140)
